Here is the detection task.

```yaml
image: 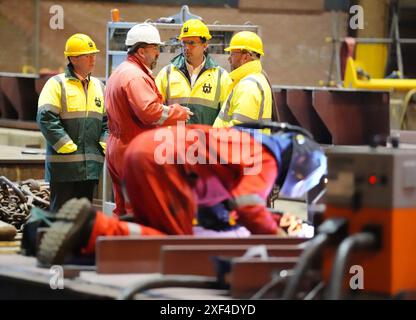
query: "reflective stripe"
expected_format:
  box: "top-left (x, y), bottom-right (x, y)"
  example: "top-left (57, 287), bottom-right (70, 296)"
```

top-left (47, 153), bottom-right (104, 163)
top-left (60, 111), bottom-right (103, 120)
top-left (234, 194), bottom-right (266, 208)
top-left (219, 76), bottom-right (266, 122)
top-left (55, 75), bottom-right (105, 119)
top-left (126, 222), bottom-right (142, 235)
top-left (153, 105), bottom-right (170, 125)
top-left (165, 66), bottom-right (222, 109)
top-left (231, 113), bottom-right (258, 123)
top-left (168, 97), bottom-right (218, 109)
top-left (166, 65), bottom-right (171, 102)
top-left (230, 114), bottom-right (271, 123)
top-left (217, 93), bottom-right (234, 121)
top-left (53, 75), bottom-right (67, 113)
top-left (213, 67), bottom-right (223, 108)
top-left (245, 77), bottom-right (265, 120)
top-left (38, 104), bottom-right (60, 115)
top-left (52, 135), bottom-right (72, 151)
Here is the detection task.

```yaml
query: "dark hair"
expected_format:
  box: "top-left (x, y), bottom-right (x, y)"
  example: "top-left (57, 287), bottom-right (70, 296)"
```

top-left (127, 42), bottom-right (149, 55)
top-left (242, 49), bottom-right (260, 59)
top-left (200, 37), bottom-right (207, 43)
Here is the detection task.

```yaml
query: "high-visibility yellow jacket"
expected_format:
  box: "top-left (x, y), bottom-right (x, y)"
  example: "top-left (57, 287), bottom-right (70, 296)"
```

top-left (156, 54), bottom-right (232, 125)
top-left (37, 65), bottom-right (108, 182)
top-left (213, 60), bottom-right (272, 129)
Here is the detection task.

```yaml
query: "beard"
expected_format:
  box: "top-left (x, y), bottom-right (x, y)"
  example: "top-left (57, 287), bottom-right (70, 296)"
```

top-left (150, 57), bottom-right (158, 70)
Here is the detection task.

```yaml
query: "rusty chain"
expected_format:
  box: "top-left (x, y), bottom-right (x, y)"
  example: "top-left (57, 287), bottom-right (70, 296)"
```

top-left (0, 176), bottom-right (50, 231)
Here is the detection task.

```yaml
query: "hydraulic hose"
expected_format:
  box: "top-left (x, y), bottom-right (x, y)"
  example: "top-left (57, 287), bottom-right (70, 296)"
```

top-left (282, 218), bottom-right (347, 299)
top-left (250, 269), bottom-right (293, 300)
top-left (326, 231), bottom-right (378, 300)
top-left (281, 233), bottom-right (329, 299)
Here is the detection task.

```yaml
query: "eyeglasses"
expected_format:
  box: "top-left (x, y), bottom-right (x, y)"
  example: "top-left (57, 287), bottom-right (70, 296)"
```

top-left (181, 40), bottom-right (203, 47)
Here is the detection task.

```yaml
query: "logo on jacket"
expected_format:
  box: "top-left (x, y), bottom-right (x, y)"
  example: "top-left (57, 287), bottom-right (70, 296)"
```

top-left (202, 83), bottom-right (212, 94)
top-left (95, 97), bottom-right (102, 107)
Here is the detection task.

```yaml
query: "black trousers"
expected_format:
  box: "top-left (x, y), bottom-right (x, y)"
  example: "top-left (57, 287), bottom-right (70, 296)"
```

top-left (49, 180), bottom-right (98, 213)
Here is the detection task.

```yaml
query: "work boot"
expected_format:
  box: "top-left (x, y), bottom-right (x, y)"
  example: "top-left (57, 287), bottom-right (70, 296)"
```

top-left (0, 220), bottom-right (17, 241)
top-left (37, 198), bottom-right (96, 267)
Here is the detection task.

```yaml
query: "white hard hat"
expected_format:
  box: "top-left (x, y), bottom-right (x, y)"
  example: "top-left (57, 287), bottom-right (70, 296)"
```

top-left (125, 23), bottom-right (164, 46)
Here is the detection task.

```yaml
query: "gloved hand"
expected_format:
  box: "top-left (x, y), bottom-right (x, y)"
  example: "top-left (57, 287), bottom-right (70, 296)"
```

top-left (57, 141), bottom-right (77, 154)
top-left (279, 213), bottom-right (303, 235)
top-left (99, 142), bottom-right (107, 154)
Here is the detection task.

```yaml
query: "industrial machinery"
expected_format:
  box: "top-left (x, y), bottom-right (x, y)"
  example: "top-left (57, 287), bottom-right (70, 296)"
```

top-left (283, 141), bottom-right (416, 299)
top-left (323, 143), bottom-right (416, 298)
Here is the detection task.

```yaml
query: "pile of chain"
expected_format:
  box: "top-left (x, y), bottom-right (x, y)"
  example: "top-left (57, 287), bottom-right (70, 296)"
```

top-left (0, 176), bottom-right (50, 231)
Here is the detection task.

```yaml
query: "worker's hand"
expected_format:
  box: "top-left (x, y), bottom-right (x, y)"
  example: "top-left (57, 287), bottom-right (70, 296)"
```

top-left (99, 142), bottom-right (107, 154)
top-left (279, 213), bottom-right (303, 235)
top-left (172, 104), bottom-right (194, 122)
top-left (57, 140), bottom-right (77, 154)
top-left (182, 106), bottom-right (194, 122)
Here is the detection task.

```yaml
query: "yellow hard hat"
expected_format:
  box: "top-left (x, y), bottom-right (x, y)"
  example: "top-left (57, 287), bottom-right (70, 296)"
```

top-left (64, 33), bottom-right (100, 57)
top-left (178, 19), bottom-right (212, 40)
top-left (225, 31), bottom-right (264, 56)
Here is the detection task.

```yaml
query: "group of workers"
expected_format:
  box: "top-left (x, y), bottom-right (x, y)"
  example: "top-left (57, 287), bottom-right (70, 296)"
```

top-left (36, 19), bottom-right (327, 266)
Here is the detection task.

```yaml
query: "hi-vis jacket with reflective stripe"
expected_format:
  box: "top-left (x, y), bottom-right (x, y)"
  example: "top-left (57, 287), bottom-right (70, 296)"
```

top-left (37, 65), bottom-right (108, 182)
top-left (156, 54), bottom-right (232, 125)
top-left (213, 60), bottom-right (272, 129)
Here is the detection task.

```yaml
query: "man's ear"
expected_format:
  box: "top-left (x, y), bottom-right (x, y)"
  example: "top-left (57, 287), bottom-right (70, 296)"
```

top-left (135, 47), bottom-right (144, 59)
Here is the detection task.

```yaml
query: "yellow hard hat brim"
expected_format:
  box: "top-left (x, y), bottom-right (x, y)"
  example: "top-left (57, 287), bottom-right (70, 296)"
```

top-left (64, 49), bottom-right (100, 57)
top-left (224, 45), bottom-right (264, 56)
top-left (178, 34), bottom-right (212, 40)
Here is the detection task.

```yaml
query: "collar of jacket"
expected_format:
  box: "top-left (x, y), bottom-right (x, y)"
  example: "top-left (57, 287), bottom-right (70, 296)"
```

top-left (171, 53), bottom-right (218, 75)
top-left (229, 60), bottom-right (263, 85)
top-left (64, 63), bottom-right (91, 82)
top-left (127, 54), bottom-right (154, 78)
top-left (170, 53), bottom-right (218, 86)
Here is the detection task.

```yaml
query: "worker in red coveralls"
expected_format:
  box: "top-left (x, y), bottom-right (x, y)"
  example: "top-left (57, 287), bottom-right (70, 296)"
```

top-left (37, 123), bottom-right (327, 267)
top-left (105, 23), bottom-right (192, 216)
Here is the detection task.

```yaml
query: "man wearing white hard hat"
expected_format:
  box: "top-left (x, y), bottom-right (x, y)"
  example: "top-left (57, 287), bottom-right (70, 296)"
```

top-left (105, 23), bottom-right (193, 216)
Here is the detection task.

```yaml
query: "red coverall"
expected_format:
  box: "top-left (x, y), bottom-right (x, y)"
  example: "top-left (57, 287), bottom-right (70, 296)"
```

top-left (83, 125), bottom-right (281, 253)
top-left (105, 55), bottom-right (189, 215)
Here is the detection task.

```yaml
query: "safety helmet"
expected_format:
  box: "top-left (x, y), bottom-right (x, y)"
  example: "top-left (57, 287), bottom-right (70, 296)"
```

top-left (125, 23), bottom-right (164, 46)
top-left (64, 34), bottom-right (100, 57)
top-left (178, 19), bottom-right (212, 40)
top-left (225, 31), bottom-right (264, 56)
top-left (236, 122), bottom-right (326, 199)
top-left (278, 133), bottom-right (327, 198)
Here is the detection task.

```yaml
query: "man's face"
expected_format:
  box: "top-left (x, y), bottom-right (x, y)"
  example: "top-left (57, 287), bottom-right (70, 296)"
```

top-left (140, 44), bottom-right (160, 70)
top-left (181, 36), bottom-right (207, 65)
top-left (228, 50), bottom-right (248, 71)
top-left (71, 53), bottom-right (96, 76)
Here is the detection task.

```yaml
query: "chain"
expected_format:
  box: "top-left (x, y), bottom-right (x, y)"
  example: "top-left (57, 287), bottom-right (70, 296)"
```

top-left (0, 177), bottom-right (50, 231)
